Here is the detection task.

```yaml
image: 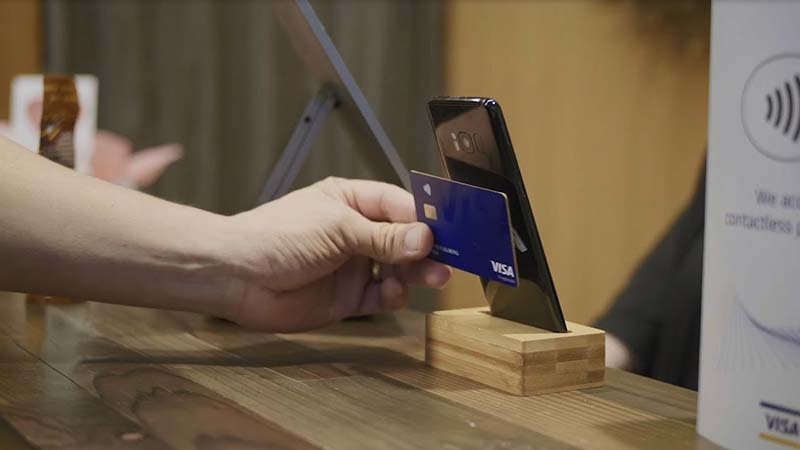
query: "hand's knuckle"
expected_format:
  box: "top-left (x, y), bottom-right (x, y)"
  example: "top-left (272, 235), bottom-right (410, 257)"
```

top-left (372, 223), bottom-right (401, 259)
top-left (330, 216), bottom-right (356, 252)
top-left (319, 175), bottom-right (339, 185)
top-left (315, 176), bottom-right (338, 193)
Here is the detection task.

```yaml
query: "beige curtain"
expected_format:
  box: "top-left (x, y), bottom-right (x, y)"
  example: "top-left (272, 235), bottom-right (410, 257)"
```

top-left (45, 0), bottom-right (443, 214)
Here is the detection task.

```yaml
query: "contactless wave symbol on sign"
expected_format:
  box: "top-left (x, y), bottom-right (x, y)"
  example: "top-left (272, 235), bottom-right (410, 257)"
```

top-left (742, 54), bottom-right (800, 162)
top-left (765, 75), bottom-right (800, 141)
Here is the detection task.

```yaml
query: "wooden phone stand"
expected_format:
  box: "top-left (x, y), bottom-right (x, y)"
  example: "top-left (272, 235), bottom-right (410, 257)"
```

top-left (425, 307), bottom-right (605, 396)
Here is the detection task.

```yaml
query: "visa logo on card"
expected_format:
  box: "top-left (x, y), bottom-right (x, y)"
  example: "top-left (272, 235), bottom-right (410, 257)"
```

top-left (410, 170), bottom-right (518, 287)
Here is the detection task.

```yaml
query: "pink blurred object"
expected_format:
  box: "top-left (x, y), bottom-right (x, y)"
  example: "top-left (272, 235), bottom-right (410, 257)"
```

top-left (91, 130), bottom-right (183, 189)
top-left (1, 121), bottom-right (182, 189)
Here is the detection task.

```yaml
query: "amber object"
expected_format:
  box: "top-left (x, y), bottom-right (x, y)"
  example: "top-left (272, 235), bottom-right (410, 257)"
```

top-left (38, 74), bottom-right (79, 168)
top-left (27, 75), bottom-right (81, 304)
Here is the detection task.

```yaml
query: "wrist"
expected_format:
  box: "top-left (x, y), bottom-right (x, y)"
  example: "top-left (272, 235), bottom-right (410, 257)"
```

top-left (186, 212), bottom-right (253, 320)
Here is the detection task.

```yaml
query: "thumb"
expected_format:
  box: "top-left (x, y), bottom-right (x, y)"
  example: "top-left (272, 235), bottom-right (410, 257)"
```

top-left (350, 216), bottom-right (433, 264)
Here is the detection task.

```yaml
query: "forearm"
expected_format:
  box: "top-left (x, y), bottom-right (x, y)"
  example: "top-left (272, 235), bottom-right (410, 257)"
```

top-left (0, 138), bottom-right (241, 318)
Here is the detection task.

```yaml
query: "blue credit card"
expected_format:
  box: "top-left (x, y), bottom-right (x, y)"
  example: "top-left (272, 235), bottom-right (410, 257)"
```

top-left (410, 170), bottom-right (518, 287)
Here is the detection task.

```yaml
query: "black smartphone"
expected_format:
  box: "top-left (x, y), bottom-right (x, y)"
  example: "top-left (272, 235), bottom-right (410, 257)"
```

top-left (427, 97), bottom-right (568, 332)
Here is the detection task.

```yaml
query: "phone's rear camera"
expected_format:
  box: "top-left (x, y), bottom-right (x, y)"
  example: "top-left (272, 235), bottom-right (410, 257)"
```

top-left (458, 132), bottom-right (475, 153)
top-left (472, 133), bottom-right (483, 154)
top-left (450, 132), bottom-right (462, 151)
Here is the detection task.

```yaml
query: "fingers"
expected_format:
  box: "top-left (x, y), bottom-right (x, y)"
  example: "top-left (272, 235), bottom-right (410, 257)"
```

top-left (383, 259), bottom-right (451, 289)
top-left (351, 260), bottom-right (451, 318)
top-left (320, 178), bottom-right (417, 223)
top-left (355, 278), bottom-right (408, 317)
top-left (233, 258), bottom-right (450, 332)
top-left (332, 258), bottom-right (449, 320)
top-left (349, 216), bottom-right (433, 264)
top-left (318, 178), bottom-right (436, 264)
top-left (354, 260), bottom-right (451, 316)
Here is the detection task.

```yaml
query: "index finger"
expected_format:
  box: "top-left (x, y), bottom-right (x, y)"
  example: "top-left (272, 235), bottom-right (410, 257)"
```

top-left (321, 178), bottom-right (417, 223)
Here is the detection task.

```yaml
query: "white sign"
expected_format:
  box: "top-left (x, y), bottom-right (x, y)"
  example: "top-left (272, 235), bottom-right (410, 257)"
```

top-left (700, 2), bottom-right (800, 450)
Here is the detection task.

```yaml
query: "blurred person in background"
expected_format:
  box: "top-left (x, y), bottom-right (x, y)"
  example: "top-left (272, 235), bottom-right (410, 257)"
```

top-left (598, 165), bottom-right (705, 389)
top-left (598, 0), bottom-right (709, 389)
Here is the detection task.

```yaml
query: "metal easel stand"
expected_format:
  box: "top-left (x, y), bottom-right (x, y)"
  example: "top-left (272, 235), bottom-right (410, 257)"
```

top-left (256, 0), bottom-right (410, 205)
top-left (257, 86), bottom-right (338, 204)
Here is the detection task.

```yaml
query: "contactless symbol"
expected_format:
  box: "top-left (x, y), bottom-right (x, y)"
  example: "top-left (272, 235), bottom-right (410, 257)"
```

top-left (765, 78), bottom-right (800, 139)
top-left (741, 54), bottom-right (800, 162)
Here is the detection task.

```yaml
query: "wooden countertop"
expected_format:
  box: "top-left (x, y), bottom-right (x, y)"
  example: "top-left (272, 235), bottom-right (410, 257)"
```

top-left (0, 292), bottom-right (720, 450)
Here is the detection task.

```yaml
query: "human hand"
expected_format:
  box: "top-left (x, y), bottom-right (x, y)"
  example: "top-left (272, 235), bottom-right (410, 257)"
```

top-left (222, 177), bottom-right (451, 332)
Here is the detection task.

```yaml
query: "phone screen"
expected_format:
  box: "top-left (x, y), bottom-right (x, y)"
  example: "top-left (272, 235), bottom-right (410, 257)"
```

top-left (428, 98), bottom-right (567, 332)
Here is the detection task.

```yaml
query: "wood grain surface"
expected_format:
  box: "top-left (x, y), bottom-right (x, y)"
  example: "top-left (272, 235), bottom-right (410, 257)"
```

top-left (0, 292), bottom-right (720, 450)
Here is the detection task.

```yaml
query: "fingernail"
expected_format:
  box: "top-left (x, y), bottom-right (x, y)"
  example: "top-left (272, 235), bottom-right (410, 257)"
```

top-left (403, 225), bottom-right (424, 253)
top-left (427, 265), bottom-right (452, 288)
